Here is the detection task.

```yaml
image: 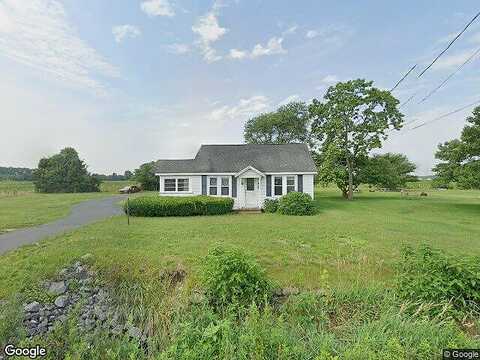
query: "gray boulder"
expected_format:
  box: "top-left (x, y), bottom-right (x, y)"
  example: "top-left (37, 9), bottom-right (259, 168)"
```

top-left (54, 295), bottom-right (69, 308)
top-left (24, 301), bottom-right (40, 313)
top-left (48, 281), bottom-right (67, 295)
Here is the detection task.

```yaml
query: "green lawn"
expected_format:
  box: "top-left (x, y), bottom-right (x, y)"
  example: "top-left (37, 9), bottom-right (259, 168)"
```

top-left (1, 185), bottom-right (478, 299)
top-left (0, 180), bottom-right (136, 233)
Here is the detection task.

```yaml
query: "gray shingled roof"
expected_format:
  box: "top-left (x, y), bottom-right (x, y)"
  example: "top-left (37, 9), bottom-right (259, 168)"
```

top-left (154, 144), bottom-right (317, 174)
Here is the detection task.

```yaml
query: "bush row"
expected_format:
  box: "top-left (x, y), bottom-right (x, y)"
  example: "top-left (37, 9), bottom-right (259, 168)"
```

top-left (124, 195), bottom-right (234, 217)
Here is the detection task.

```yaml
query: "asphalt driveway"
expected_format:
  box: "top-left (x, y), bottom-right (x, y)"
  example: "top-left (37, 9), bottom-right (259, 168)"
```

top-left (0, 195), bottom-right (127, 255)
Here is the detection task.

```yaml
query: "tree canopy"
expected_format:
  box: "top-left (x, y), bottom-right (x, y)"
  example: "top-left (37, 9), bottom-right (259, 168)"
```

top-left (134, 162), bottom-right (158, 191)
top-left (309, 79), bottom-right (403, 199)
top-left (244, 102), bottom-right (311, 145)
top-left (359, 153), bottom-right (416, 190)
top-left (433, 106), bottom-right (480, 189)
top-left (33, 148), bottom-right (101, 193)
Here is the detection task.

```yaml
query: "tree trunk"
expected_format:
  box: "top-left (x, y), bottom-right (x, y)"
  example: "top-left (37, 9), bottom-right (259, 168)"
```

top-left (346, 157), bottom-right (354, 201)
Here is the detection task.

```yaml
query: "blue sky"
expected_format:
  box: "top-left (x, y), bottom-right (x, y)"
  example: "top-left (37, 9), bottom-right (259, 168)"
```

top-left (1, 0), bottom-right (479, 175)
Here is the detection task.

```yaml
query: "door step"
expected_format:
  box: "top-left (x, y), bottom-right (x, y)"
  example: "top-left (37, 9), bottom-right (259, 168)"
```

top-left (235, 208), bottom-right (262, 214)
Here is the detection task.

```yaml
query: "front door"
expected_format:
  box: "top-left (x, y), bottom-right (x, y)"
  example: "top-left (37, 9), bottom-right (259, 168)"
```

top-left (244, 177), bottom-right (258, 208)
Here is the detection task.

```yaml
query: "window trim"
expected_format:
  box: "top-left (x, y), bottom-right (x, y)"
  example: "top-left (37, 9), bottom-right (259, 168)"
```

top-left (286, 176), bottom-right (296, 193)
top-left (208, 176), bottom-right (231, 197)
top-left (274, 176), bottom-right (283, 196)
top-left (162, 177), bottom-right (190, 193)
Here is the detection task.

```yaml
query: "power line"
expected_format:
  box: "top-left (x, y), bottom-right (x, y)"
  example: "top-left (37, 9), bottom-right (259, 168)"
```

top-left (390, 64), bottom-right (417, 91)
top-left (399, 91), bottom-right (418, 109)
top-left (410, 99), bottom-right (480, 130)
top-left (419, 46), bottom-right (480, 103)
top-left (418, 10), bottom-right (480, 78)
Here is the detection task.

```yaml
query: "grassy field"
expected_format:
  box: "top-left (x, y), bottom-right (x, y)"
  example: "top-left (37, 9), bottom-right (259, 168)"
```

top-left (1, 183), bottom-right (479, 358)
top-left (1, 185), bottom-right (478, 298)
top-left (0, 180), bottom-right (136, 233)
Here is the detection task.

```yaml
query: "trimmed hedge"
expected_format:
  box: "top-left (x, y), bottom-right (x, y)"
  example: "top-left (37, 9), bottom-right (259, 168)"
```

top-left (277, 192), bottom-right (315, 216)
top-left (124, 195), bottom-right (234, 217)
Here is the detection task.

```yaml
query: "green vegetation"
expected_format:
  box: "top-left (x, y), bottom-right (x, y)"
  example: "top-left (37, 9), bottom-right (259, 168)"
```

top-left (309, 79), bottom-right (403, 200)
top-left (396, 245), bottom-right (480, 319)
top-left (134, 162), bottom-right (158, 191)
top-left (0, 166), bottom-right (33, 181)
top-left (33, 147), bottom-right (101, 193)
top-left (201, 246), bottom-right (273, 309)
top-left (0, 184), bottom-right (479, 357)
top-left (360, 153), bottom-right (417, 190)
top-left (263, 198), bottom-right (279, 213)
top-left (244, 101), bottom-right (311, 145)
top-left (125, 195), bottom-right (234, 217)
top-left (277, 192), bottom-right (315, 215)
top-left (433, 106), bottom-right (480, 189)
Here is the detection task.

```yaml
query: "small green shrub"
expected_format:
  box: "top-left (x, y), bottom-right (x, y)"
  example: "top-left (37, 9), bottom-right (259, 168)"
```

top-left (263, 198), bottom-right (279, 213)
top-left (396, 245), bottom-right (480, 318)
top-left (124, 196), bottom-right (234, 217)
top-left (201, 246), bottom-right (274, 309)
top-left (277, 192), bottom-right (315, 216)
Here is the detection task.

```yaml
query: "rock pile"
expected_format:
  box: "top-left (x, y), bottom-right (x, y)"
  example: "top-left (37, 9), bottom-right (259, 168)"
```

top-left (22, 256), bottom-right (144, 341)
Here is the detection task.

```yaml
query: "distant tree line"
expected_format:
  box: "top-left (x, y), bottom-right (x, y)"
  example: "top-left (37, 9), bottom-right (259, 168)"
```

top-left (0, 167), bottom-right (34, 181)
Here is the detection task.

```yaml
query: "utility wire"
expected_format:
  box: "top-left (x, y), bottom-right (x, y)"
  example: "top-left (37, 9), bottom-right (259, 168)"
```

top-left (418, 10), bottom-right (480, 78)
top-left (410, 99), bottom-right (480, 130)
top-left (418, 46), bottom-right (480, 104)
top-left (390, 64), bottom-right (417, 91)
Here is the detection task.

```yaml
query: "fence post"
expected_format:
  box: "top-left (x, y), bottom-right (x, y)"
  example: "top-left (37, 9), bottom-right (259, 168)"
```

top-left (127, 197), bottom-right (130, 225)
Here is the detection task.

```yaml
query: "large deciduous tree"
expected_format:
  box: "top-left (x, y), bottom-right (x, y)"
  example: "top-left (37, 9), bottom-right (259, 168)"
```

top-left (433, 106), bottom-right (480, 189)
top-left (359, 153), bottom-right (416, 190)
top-left (33, 148), bottom-right (101, 193)
top-left (244, 102), bottom-right (311, 145)
top-left (309, 79), bottom-right (403, 200)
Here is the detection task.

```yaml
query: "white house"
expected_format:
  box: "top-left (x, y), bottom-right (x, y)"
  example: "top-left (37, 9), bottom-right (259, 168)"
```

top-left (153, 144), bottom-right (317, 210)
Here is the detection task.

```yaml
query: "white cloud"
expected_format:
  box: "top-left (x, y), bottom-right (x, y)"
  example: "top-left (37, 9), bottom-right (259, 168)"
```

top-left (112, 24), bottom-right (141, 43)
top-left (306, 30), bottom-right (319, 39)
top-left (229, 37), bottom-right (287, 60)
top-left (433, 49), bottom-right (476, 70)
top-left (209, 95), bottom-right (270, 122)
top-left (228, 48), bottom-right (248, 59)
top-left (251, 37), bottom-right (286, 58)
top-left (192, 11), bottom-right (228, 63)
top-left (166, 43), bottom-right (190, 54)
top-left (140, 0), bottom-right (174, 17)
top-left (278, 94), bottom-right (300, 106)
top-left (469, 32), bottom-right (480, 44)
top-left (321, 75), bottom-right (340, 84)
top-left (305, 25), bottom-right (353, 48)
top-left (0, 0), bottom-right (119, 95)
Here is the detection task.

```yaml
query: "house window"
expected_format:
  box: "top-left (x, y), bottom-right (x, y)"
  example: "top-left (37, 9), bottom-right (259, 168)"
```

top-left (274, 176), bottom-right (282, 195)
top-left (246, 178), bottom-right (255, 191)
top-left (164, 178), bottom-right (189, 192)
top-left (221, 177), bottom-right (229, 195)
top-left (177, 178), bottom-right (189, 192)
top-left (287, 176), bottom-right (295, 193)
top-left (209, 177), bottom-right (217, 195)
top-left (164, 178), bottom-right (176, 192)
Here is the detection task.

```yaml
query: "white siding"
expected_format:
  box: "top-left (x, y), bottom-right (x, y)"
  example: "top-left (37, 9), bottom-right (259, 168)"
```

top-left (156, 173), bottom-right (315, 208)
top-left (303, 174), bottom-right (314, 199)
